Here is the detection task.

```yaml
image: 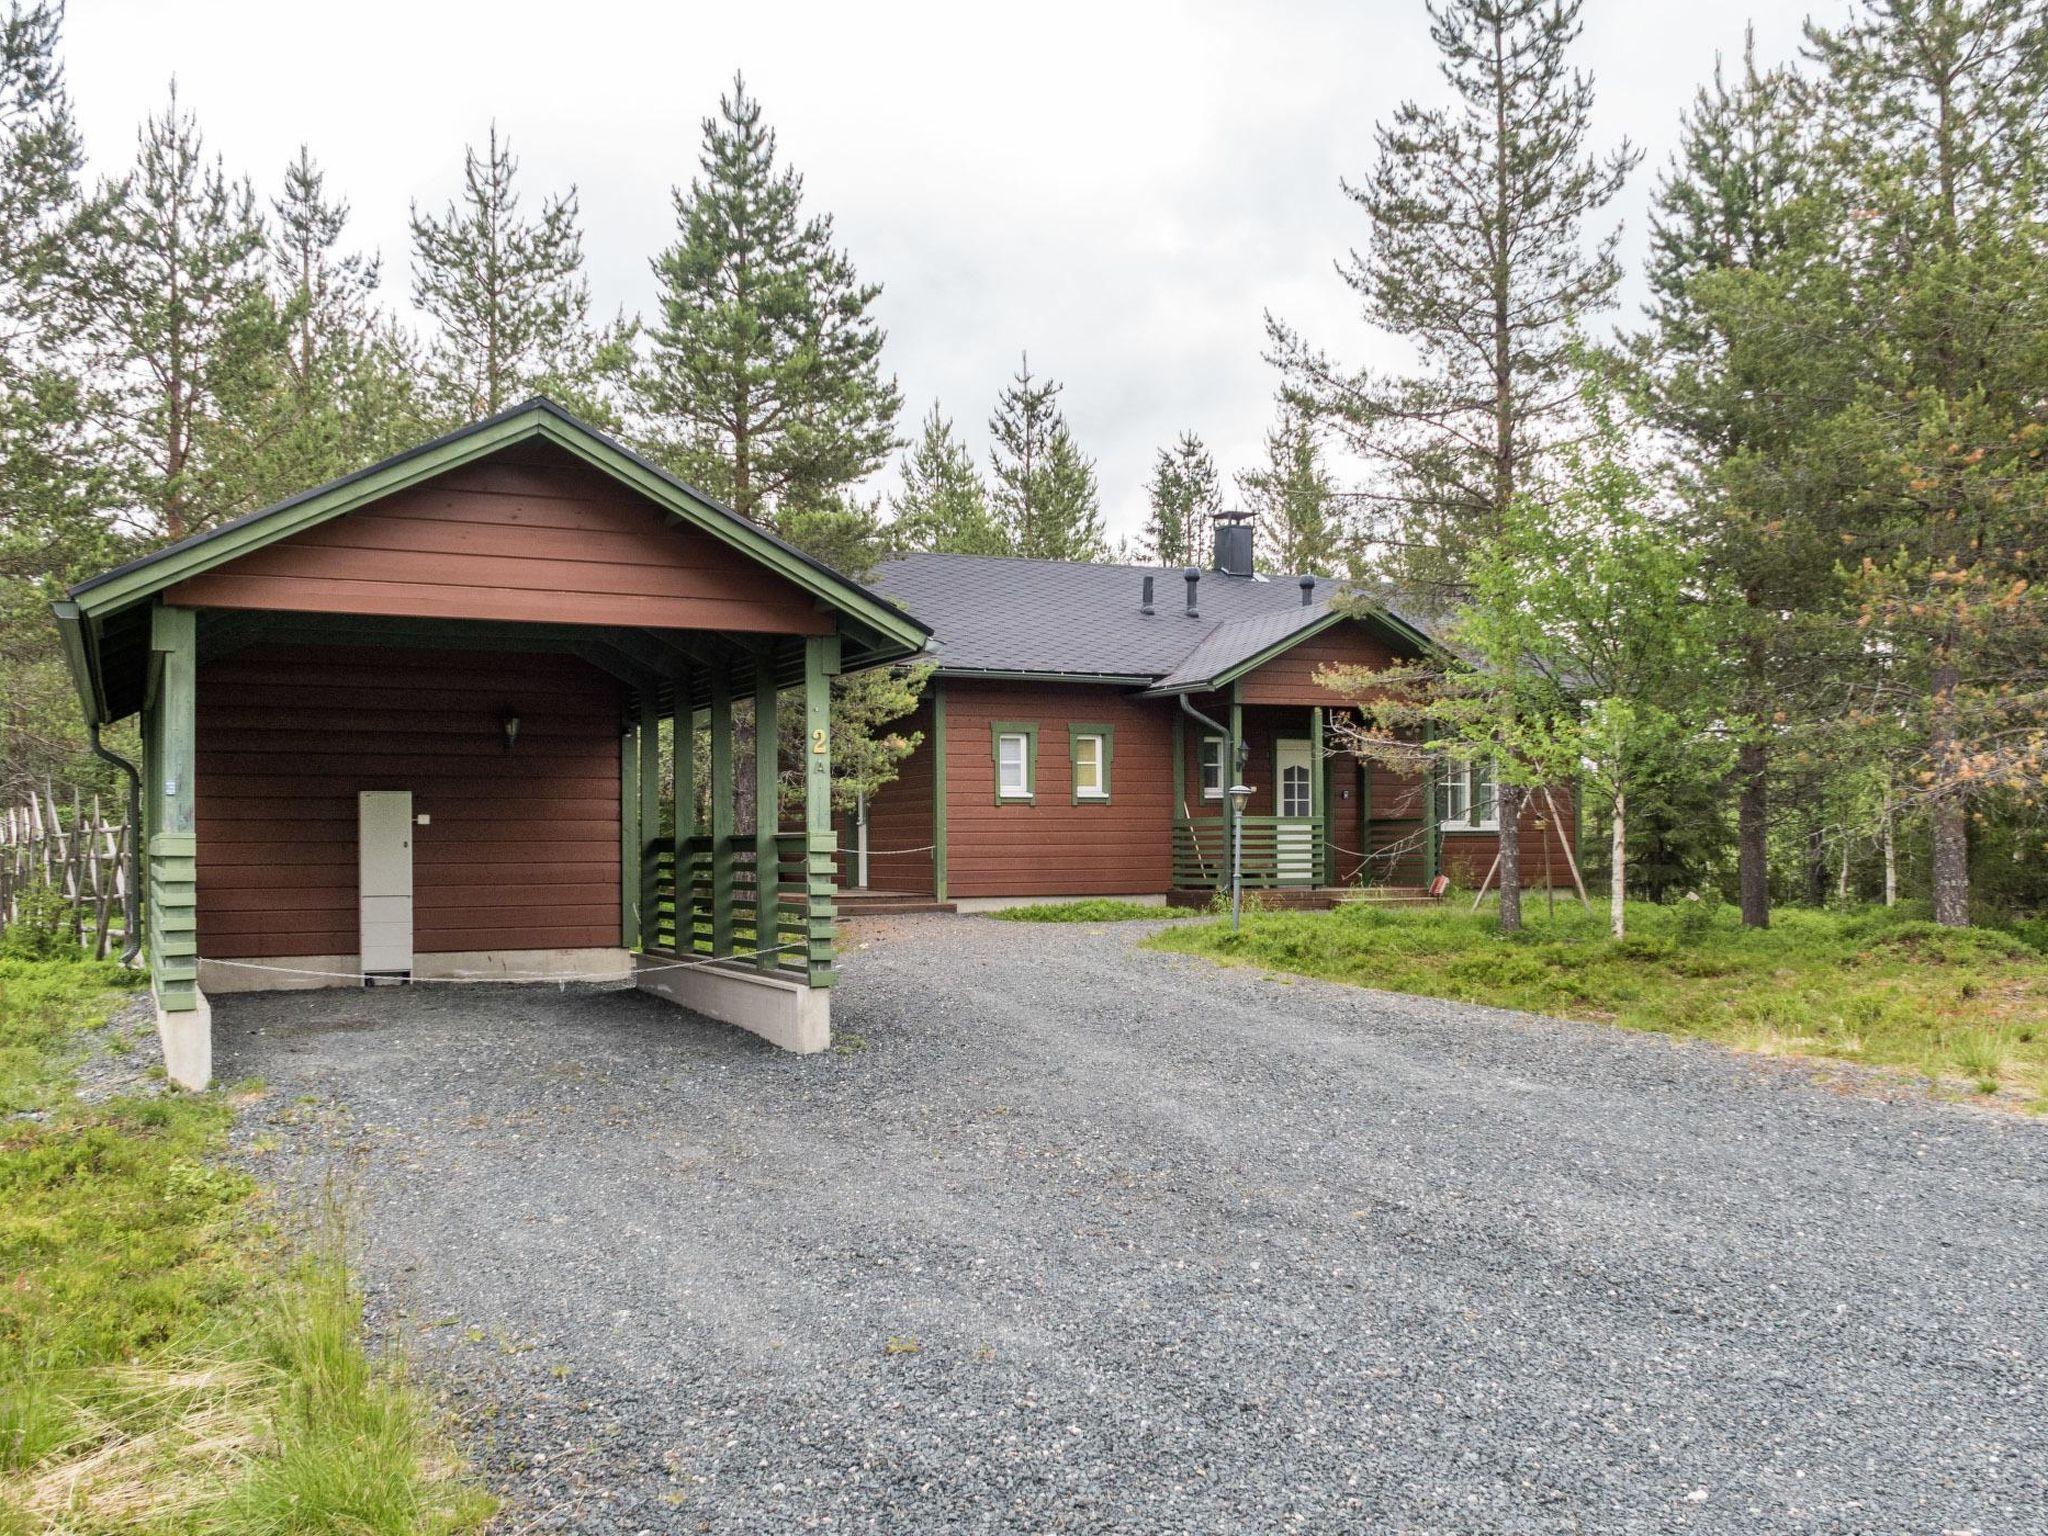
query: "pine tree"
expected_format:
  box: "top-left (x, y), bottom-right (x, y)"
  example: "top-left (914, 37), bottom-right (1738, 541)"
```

top-left (245, 145), bottom-right (423, 497)
top-left (1804, 0), bottom-right (2048, 926)
top-left (888, 404), bottom-right (1008, 555)
top-left (1237, 403), bottom-right (1343, 574)
top-left (1267, 0), bottom-right (1638, 933)
top-left (642, 75), bottom-right (899, 528)
top-left (1641, 35), bottom-right (1821, 929)
top-left (410, 125), bottom-right (625, 426)
top-left (75, 82), bottom-right (270, 541)
top-left (0, 0), bottom-right (107, 798)
top-left (988, 356), bottom-right (1104, 561)
top-left (1143, 432), bottom-right (1218, 568)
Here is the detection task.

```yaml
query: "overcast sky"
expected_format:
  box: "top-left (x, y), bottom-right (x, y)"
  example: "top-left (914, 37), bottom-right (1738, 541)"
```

top-left (64, 0), bottom-right (1849, 544)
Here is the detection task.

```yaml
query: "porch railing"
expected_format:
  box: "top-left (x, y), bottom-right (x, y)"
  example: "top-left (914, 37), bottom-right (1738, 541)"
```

top-left (649, 831), bottom-right (822, 981)
top-left (1173, 815), bottom-right (1324, 890)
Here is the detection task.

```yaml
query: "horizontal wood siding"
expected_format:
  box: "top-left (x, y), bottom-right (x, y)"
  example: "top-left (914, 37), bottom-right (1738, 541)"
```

top-left (164, 442), bottom-right (832, 635)
top-left (944, 681), bottom-right (1172, 899)
top-left (195, 644), bottom-right (622, 957)
top-left (1234, 621), bottom-right (1400, 706)
top-left (1441, 784), bottom-right (1578, 890)
top-left (842, 697), bottom-right (936, 894)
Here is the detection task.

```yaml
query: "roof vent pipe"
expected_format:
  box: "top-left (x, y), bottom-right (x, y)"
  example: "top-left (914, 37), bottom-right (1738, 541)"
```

top-left (1183, 567), bottom-right (1200, 618)
top-left (1300, 574), bottom-right (1316, 607)
top-left (1141, 574), bottom-right (1155, 615)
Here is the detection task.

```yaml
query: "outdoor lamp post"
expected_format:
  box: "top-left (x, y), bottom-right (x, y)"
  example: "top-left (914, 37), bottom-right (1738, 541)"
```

top-left (1226, 780), bottom-right (1254, 932)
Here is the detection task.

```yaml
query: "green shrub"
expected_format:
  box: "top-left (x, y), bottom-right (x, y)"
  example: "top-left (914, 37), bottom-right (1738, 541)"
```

top-left (990, 899), bottom-right (1182, 923)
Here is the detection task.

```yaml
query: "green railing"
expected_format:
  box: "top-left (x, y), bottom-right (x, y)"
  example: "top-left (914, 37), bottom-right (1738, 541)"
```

top-left (648, 831), bottom-right (826, 982)
top-left (1172, 815), bottom-right (1324, 890)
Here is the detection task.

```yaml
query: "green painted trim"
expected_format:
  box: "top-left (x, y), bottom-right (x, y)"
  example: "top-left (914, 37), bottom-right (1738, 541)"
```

top-left (1067, 722), bottom-right (1115, 804)
top-left (1422, 752), bottom-right (1440, 883)
top-left (146, 608), bottom-right (197, 1012)
top-left (1312, 707), bottom-right (1334, 885)
top-left (638, 693), bottom-right (661, 950)
top-left (620, 716), bottom-right (640, 950)
top-left (803, 635), bottom-right (835, 987)
top-left (989, 719), bottom-right (1039, 806)
top-left (754, 654), bottom-right (781, 973)
top-left (931, 685), bottom-right (949, 902)
top-left (49, 601), bottom-right (105, 726)
top-left (709, 671), bottom-right (735, 957)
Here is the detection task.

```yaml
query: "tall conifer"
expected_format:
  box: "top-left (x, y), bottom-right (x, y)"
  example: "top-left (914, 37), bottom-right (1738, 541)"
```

top-left (1144, 432), bottom-right (1219, 569)
top-left (643, 75), bottom-right (898, 528)
top-left (1269, 0), bottom-right (1637, 932)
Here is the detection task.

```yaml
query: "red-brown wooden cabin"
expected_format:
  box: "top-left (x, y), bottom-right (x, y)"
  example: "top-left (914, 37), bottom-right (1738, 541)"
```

top-left (54, 400), bottom-right (929, 1086)
top-left (851, 512), bottom-right (1577, 912)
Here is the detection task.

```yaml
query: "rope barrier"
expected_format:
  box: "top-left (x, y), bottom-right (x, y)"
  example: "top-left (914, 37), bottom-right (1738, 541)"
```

top-left (198, 940), bottom-right (809, 988)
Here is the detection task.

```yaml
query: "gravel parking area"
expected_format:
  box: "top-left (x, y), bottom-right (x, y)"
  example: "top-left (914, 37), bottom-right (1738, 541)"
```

top-left (218, 915), bottom-right (2047, 1534)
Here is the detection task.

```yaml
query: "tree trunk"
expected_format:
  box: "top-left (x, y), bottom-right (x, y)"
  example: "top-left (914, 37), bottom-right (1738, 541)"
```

top-left (1736, 738), bottom-right (1769, 929)
top-left (1496, 783), bottom-right (1523, 934)
top-left (1837, 826), bottom-right (1851, 905)
top-left (1609, 789), bottom-right (1626, 939)
top-left (1929, 658), bottom-right (1969, 926)
top-left (1882, 778), bottom-right (1898, 907)
top-left (1805, 820), bottom-right (1827, 907)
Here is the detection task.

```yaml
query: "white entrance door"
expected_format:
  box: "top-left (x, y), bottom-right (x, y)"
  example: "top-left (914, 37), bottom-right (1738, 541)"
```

top-left (358, 790), bottom-right (414, 977)
top-left (1274, 739), bottom-right (1315, 887)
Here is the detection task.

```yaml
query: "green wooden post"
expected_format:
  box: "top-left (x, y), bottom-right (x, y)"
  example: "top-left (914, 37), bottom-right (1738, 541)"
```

top-left (709, 668), bottom-right (735, 957)
top-left (1311, 705), bottom-right (1331, 886)
top-left (1224, 685), bottom-right (1243, 894)
top-left (753, 653), bottom-right (781, 972)
top-left (804, 635), bottom-right (837, 987)
top-left (1422, 751), bottom-right (1439, 885)
top-left (620, 709), bottom-right (640, 950)
top-left (672, 681), bottom-right (696, 953)
top-left (930, 682), bottom-right (948, 903)
top-left (638, 692), bottom-right (660, 951)
top-left (147, 604), bottom-right (198, 1012)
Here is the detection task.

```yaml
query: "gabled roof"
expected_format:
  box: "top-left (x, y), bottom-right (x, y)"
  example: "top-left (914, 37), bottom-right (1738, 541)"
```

top-left (54, 398), bottom-right (931, 725)
top-left (870, 551), bottom-right (1435, 693)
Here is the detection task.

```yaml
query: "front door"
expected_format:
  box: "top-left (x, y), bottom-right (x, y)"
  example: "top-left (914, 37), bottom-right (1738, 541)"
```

top-left (1274, 739), bottom-right (1315, 887)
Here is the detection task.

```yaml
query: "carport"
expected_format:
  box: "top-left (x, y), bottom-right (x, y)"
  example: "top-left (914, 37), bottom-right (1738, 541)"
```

top-left (51, 399), bottom-right (929, 1087)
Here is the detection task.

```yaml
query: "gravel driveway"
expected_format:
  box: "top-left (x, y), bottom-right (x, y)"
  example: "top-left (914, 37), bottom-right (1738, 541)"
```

top-left (218, 915), bottom-right (2047, 1535)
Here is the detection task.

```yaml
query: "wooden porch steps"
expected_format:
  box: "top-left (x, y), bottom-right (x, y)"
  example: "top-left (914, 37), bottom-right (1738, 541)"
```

top-left (838, 888), bottom-right (958, 917)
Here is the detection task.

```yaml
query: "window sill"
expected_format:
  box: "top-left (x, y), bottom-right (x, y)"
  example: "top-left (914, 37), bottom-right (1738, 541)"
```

top-left (1439, 825), bottom-right (1501, 834)
top-left (997, 793), bottom-right (1035, 805)
top-left (1074, 792), bottom-right (1110, 804)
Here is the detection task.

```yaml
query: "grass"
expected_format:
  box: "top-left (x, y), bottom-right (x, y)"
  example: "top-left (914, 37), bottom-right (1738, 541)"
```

top-left (1145, 898), bottom-right (2048, 1111)
top-left (0, 957), bottom-right (492, 1534)
top-left (988, 899), bottom-right (1188, 923)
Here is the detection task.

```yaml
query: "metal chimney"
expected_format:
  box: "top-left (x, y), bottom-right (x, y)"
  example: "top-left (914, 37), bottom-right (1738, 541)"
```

top-left (1211, 510), bottom-right (1255, 577)
top-left (1141, 574), bottom-right (1155, 615)
top-left (1299, 574), bottom-right (1316, 606)
top-left (1183, 567), bottom-right (1201, 617)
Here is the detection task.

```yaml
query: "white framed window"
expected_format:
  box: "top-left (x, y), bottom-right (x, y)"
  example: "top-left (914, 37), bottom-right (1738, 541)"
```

top-left (997, 733), bottom-right (1031, 798)
top-left (1280, 762), bottom-right (1312, 819)
top-left (1200, 736), bottom-right (1226, 800)
top-left (1436, 760), bottom-right (1498, 830)
top-left (1071, 729), bottom-right (1111, 801)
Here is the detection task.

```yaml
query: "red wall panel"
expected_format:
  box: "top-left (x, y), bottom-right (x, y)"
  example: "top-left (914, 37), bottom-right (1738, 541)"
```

top-left (195, 644), bottom-right (622, 957)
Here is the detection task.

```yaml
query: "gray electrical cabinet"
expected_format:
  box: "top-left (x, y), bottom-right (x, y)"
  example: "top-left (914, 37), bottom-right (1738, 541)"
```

top-left (358, 790), bottom-right (414, 979)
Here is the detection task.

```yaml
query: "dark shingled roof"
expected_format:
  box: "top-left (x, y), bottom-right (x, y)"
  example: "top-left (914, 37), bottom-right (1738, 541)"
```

top-left (871, 552), bottom-right (1434, 691)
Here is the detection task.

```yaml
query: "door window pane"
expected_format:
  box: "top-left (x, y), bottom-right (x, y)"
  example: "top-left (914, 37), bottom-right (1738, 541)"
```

top-left (1281, 763), bottom-right (1312, 818)
top-left (1200, 738), bottom-right (1225, 799)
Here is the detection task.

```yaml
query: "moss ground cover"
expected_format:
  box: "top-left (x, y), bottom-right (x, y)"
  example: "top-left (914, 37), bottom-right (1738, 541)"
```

top-left (1146, 900), bottom-right (2048, 1110)
top-left (989, 899), bottom-right (1189, 923)
top-left (0, 958), bottom-right (491, 1534)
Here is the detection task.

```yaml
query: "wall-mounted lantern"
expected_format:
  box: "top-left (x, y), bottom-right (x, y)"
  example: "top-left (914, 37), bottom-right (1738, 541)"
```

top-left (501, 707), bottom-right (521, 753)
top-left (1226, 780), bottom-right (1255, 931)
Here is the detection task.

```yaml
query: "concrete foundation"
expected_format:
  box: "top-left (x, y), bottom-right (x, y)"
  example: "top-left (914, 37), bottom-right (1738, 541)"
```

top-left (156, 989), bottom-right (213, 1090)
top-left (634, 953), bottom-right (830, 1054)
top-left (198, 947), bottom-right (633, 993)
top-left (949, 892), bottom-right (1168, 914)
